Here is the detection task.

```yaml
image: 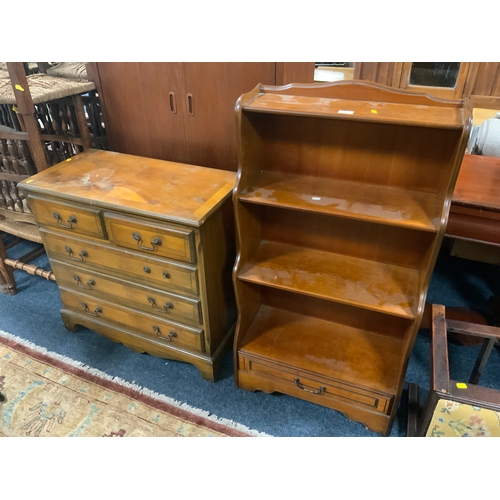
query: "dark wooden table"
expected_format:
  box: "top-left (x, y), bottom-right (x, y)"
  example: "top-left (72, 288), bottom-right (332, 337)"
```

top-left (447, 154), bottom-right (500, 244)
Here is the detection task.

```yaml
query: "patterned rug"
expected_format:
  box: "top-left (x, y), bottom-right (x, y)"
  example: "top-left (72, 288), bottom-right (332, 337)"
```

top-left (0, 331), bottom-right (266, 437)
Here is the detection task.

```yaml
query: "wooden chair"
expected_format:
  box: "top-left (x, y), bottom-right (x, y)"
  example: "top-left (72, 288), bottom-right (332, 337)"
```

top-left (0, 62), bottom-right (96, 294)
top-left (407, 304), bottom-right (500, 437)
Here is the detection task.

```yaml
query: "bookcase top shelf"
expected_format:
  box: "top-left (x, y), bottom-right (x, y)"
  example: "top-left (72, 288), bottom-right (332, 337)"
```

top-left (243, 93), bottom-right (464, 129)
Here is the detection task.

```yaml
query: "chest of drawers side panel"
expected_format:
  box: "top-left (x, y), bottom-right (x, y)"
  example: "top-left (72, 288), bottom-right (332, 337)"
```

top-left (197, 196), bottom-right (237, 355)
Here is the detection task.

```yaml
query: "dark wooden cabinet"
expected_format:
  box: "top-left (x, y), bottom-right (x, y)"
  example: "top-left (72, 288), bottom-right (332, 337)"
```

top-left (232, 81), bottom-right (471, 435)
top-left (91, 63), bottom-right (276, 171)
top-left (353, 62), bottom-right (500, 105)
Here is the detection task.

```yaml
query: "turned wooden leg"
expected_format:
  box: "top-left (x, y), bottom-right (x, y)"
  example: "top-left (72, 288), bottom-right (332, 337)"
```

top-left (0, 235), bottom-right (16, 295)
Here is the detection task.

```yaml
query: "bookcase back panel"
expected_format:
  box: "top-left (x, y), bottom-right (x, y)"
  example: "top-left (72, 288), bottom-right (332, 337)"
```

top-left (261, 285), bottom-right (412, 339)
top-left (246, 113), bottom-right (462, 193)
top-left (253, 204), bottom-right (435, 269)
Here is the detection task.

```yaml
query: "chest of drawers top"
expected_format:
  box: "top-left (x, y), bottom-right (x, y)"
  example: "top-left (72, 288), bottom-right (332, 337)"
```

top-left (18, 149), bottom-right (236, 227)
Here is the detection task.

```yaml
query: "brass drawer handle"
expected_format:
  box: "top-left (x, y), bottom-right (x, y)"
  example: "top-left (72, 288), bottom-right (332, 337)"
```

top-left (65, 246), bottom-right (88, 261)
top-left (73, 275), bottom-right (96, 290)
top-left (53, 211), bottom-right (77, 229)
top-left (148, 297), bottom-right (174, 313)
top-left (152, 326), bottom-right (177, 342)
top-left (163, 271), bottom-right (171, 279)
top-left (81, 302), bottom-right (102, 317)
top-left (294, 378), bottom-right (326, 395)
top-left (132, 232), bottom-right (162, 251)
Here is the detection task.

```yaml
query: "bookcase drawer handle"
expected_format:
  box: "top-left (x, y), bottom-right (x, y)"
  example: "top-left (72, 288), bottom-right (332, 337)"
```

top-left (294, 378), bottom-right (326, 394)
top-left (53, 211), bottom-right (77, 229)
top-left (73, 275), bottom-right (96, 290)
top-left (152, 326), bottom-right (177, 342)
top-left (148, 297), bottom-right (174, 313)
top-left (65, 246), bottom-right (88, 261)
top-left (132, 232), bottom-right (162, 251)
top-left (81, 302), bottom-right (102, 317)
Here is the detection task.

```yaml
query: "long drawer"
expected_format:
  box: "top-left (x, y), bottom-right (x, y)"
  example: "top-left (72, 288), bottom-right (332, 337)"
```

top-left (41, 228), bottom-right (199, 296)
top-left (59, 287), bottom-right (205, 353)
top-left (51, 259), bottom-right (203, 326)
top-left (238, 352), bottom-right (393, 415)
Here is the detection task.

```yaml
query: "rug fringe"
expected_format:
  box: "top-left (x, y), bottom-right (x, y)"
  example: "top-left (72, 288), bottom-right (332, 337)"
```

top-left (0, 329), bottom-right (271, 437)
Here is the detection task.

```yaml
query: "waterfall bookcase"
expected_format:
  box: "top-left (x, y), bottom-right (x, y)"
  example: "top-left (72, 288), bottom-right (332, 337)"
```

top-left (231, 81), bottom-right (471, 435)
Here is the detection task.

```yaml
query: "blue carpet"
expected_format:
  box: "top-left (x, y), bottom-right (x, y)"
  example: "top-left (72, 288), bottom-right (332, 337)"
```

top-left (1, 238), bottom-right (499, 437)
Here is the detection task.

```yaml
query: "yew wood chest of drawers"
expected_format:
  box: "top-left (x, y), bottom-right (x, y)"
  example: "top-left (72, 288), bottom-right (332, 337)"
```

top-left (19, 149), bottom-right (237, 381)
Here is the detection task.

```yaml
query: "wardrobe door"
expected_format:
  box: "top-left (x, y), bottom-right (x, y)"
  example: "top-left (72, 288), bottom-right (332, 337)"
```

top-left (96, 63), bottom-right (188, 162)
top-left (178, 62), bottom-right (275, 171)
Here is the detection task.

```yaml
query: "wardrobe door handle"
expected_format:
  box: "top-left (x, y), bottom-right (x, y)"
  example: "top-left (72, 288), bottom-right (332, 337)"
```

top-left (187, 94), bottom-right (194, 116)
top-left (169, 92), bottom-right (176, 113)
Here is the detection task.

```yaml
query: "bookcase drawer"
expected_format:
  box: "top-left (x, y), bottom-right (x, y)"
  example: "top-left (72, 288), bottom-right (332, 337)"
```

top-left (238, 353), bottom-right (393, 415)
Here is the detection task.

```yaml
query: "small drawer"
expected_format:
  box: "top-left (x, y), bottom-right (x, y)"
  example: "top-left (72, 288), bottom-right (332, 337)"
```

top-left (51, 259), bottom-right (203, 326)
top-left (28, 195), bottom-right (105, 239)
top-left (104, 212), bottom-right (196, 263)
top-left (41, 229), bottom-right (199, 297)
top-left (59, 287), bottom-right (205, 353)
top-left (238, 354), bottom-right (393, 414)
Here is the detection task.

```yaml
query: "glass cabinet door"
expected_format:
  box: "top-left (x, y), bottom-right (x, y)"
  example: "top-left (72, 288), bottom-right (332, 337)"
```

top-left (400, 62), bottom-right (471, 99)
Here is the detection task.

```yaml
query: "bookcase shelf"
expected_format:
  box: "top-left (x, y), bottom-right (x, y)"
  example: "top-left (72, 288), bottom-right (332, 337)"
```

top-left (239, 170), bottom-right (440, 232)
top-left (238, 240), bottom-right (419, 319)
top-left (232, 81), bottom-right (470, 435)
top-left (239, 304), bottom-right (404, 393)
top-left (243, 92), bottom-right (464, 129)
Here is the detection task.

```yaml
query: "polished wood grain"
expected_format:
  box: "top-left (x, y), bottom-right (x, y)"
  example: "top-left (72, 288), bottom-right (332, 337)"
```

top-left (239, 304), bottom-right (403, 393)
top-left (20, 150), bottom-right (237, 381)
top-left (103, 212), bottom-right (196, 263)
top-left (20, 149), bottom-right (236, 226)
top-left (275, 62), bottom-right (315, 85)
top-left (95, 62), bottom-right (275, 171)
top-left (59, 286), bottom-right (205, 352)
top-left (237, 112), bottom-right (462, 195)
top-left (28, 195), bottom-right (106, 239)
top-left (453, 154), bottom-right (500, 211)
top-left (447, 154), bottom-right (500, 245)
top-left (240, 170), bottom-right (440, 231)
top-left (41, 229), bottom-right (200, 297)
top-left (233, 81), bottom-right (470, 434)
top-left (238, 240), bottom-right (419, 318)
top-left (50, 259), bottom-right (202, 326)
top-left (244, 92), bottom-right (463, 128)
